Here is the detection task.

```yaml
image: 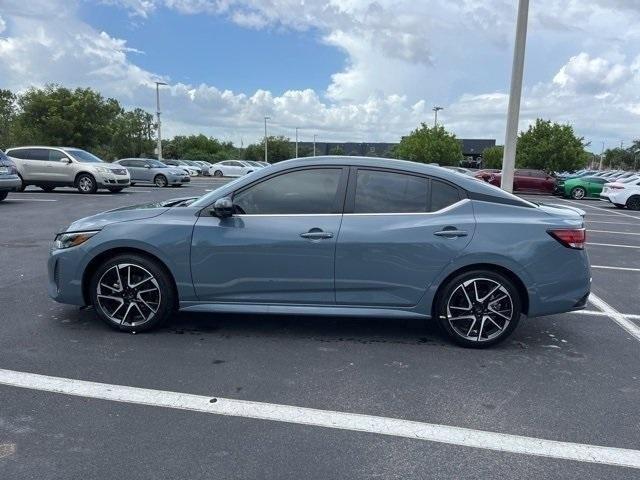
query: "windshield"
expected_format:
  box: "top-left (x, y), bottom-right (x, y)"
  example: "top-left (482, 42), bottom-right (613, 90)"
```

top-left (190, 175), bottom-right (249, 207)
top-left (65, 149), bottom-right (104, 163)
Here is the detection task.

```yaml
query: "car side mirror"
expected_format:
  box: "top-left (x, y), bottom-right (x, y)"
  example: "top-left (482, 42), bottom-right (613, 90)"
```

top-left (144, 164), bottom-right (151, 169)
top-left (212, 197), bottom-right (233, 218)
top-left (63, 157), bottom-right (72, 164)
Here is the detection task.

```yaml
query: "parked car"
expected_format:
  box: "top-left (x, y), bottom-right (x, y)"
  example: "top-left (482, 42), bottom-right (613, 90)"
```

top-left (460, 157), bottom-right (482, 168)
top-left (209, 160), bottom-right (256, 177)
top-left (443, 166), bottom-right (474, 176)
top-left (6, 146), bottom-right (130, 193)
top-left (181, 160), bottom-right (210, 176)
top-left (0, 150), bottom-right (21, 201)
top-left (114, 159), bottom-right (191, 187)
top-left (600, 176), bottom-right (640, 210)
top-left (48, 156), bottom-right (590, 348)
top-left (192, 161), bottom-right (213, 175)
top-left (244, 161), bottom-right (266, 169)
top-left (562, 176), bottom-right (609, 199)
top-left (475, 169), bottom-right (556, 194)
top-left (163, 159), bottom-right (201, 176)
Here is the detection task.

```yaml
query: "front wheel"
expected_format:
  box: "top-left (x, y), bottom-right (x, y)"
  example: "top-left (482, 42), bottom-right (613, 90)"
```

top-left (570, 187), bottom-right (586, 200)
top-left (76, 174), bottom-right (97, 194)
top-left (16, 176), bottom-right (26, 192)
top-left (627, 196), bottom-right (640, 211)
top-left (435, 270), bottom-right (521, 348)
top-left (154, 175), bottom-right (168, 188)
top-left (213, 170), bottom-right (223, 177)
top-left (89, 253), bottom-right (176, 332)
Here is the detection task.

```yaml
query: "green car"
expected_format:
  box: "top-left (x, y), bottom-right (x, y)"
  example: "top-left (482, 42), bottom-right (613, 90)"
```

top-left (563, 176), bottom-right (608, 199)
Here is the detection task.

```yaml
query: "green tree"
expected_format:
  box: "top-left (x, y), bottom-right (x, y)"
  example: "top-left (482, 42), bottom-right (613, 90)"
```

top-left (244, 136), bottom-right (293, 163)
top-left (515, 119), bottom-right (587, 172)
top-left (163, 134), bottom-right (239, 162)
top-left (482, 146), bottom-right (504, 169)
top-left (109, 108), bottom-right (156, 160)
top-left (394, 124), bottom-right (463, 166)
top-left (603, 147), bottom-right (634, 169)
top-left (329, 145), bottom-right (345, 155)
top-left (0, 89), bottom-right (17, 150)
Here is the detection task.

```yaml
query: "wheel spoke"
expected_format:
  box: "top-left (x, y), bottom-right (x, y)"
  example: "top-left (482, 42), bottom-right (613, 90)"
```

top-left (137, 295), bottom-right (158, 314)
top-left (478, 284), bottom-right (501, 302)
top-left (121, 302), bottom-right (135, 325)
top-left (485, 316), bottom-right (503, 331)
top-left (129, 275), bottom-right (154, 289)
top-left (466, 318), bottom-right (477, 337)
top-left (448, 315), bottom-right (475, 322)
top-left (477, 316), bottom-right (487, 341)
top-left (488, 306), bottom-right (511, 320)
top-left (132, 302), bottom-right (149, 321)
top-left (99, 282), bottom-right (120, 294)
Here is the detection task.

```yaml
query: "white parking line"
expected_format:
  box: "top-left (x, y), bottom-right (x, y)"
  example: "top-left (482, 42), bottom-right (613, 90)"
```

top-left (0, 369), bottom-right (638, 469)
top-left (588, 230), bottom-right (640, 236)
top-left (571, 310), bottom-right (640, 320)
top-left (586, 220), bottom-right (640, 226)
top-left (589, 293), bottom-right (640, 343)
top-left (587, 242), bottom-right (640, 249)
top-left (3, 198), bottom-right (57, 202)
top-left (560, 199), bottom-right (640, 220)
top-left (592, 265), bottom-right (640, 272)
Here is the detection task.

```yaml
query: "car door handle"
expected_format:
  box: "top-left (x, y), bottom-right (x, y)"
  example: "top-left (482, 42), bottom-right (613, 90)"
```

top-left (300, 230), bottom-right (334, 240)
top-left (434, 229), bottom-right (467, 238)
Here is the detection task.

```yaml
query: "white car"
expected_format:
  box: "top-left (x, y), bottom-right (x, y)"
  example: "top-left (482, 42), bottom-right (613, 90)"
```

top-left (209, 160), bottom-right (257, 177)
top-left (600, 176), bottom-right (640, 210)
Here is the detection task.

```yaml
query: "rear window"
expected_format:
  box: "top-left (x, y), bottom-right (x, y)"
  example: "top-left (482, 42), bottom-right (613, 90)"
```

top-left (431, 180), bottom-right (461, 211)
top-left (354, 170), bottom-right (429, 214)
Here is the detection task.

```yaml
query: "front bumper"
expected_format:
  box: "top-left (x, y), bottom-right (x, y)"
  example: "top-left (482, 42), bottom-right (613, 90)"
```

top-left (48, 245), bottom-right (89, 306)
top-left (167, 174), bottom-right (191, 185)
top-left (0, 175), bottom-right (22, 191)
top-left (97, 172), bottom-right (131, 188)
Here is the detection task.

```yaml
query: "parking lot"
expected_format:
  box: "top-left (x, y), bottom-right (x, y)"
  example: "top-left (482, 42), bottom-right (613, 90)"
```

top-left (0, 181), bottom-right (639, 479)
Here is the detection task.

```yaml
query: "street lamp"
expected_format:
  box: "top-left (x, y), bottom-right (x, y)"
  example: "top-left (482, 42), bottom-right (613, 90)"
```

top-left (432, 106), bottom-right (443, 127)
top-left (313, 134), bottom-right (317, 156)
top-left (264, 116), bottom-right (270, 163)
top-left (500, 0), bottom-right (529, 193)
top-left (154, 81), bottom-right (168, 161)
top-left (295, 127), bottom-right (299, 158)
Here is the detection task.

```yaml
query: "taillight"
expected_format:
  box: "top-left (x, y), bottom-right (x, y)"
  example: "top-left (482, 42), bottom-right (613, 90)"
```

top-left (547, 228), bottom-right (586, 249)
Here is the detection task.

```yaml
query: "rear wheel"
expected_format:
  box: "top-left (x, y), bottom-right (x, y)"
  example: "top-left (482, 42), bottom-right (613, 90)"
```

top-left (627, 196), bottom-right (640, 211)
top-left (76, 173), bottom-right (97, 194)
top-left (435, 270), bottom-right (521, 348)
top-left (89, 253), bottom-right (176, 332)
top-left (570, 187), bottom-right (586, 200)
top-left (614, 203), bottom-right (625, 209)
top-left (0, 191), bottom-right (7, 202)
top-left (154, 175), bottom-right (168, 188)
top-left (213, 170), bottom-right (223, 177)
top-left (40, 185), bottom-right (55, 192)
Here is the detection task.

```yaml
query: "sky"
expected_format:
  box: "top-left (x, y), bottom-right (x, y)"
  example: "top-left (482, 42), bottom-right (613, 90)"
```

top-left (0, 0), bottom-right (639, 150)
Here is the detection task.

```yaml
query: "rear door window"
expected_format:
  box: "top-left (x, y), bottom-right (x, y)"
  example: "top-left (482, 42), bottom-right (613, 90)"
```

top-left (48, 150), bottom-right (68, 162)
top-left (430, 180), bottom-right (461, 212)
top-left (354, 170), bottom-right (429, 213)
top-left (29, 149), bottom-right (50, 161)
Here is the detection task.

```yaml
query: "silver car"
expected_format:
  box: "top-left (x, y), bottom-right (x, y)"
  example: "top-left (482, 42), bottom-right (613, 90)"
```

top-left (182, 160), bottom-right (210, 176)
top-left (115, 159), bottom-right (191, 187)
top-left (6, 146), bottom-right (130, 193)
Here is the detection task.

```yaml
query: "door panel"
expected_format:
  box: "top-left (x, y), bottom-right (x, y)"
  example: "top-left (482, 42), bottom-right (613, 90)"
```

top-left (335, 202), bottom-right (476, 306)
top-left (46, 150), bottom-right (73, 183)
top-left (191, 215), bottom-right (342, 303)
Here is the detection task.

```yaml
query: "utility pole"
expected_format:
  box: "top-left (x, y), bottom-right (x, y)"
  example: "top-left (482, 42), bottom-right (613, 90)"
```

top-left (432, 106), bottom-right (443, 127)
top-left (154, 81), bottom-right (168, 161)
top-left (500, 0), bottom-right (529, 193)
top-left (264, 116), bottom-right (270, 163)
top-left (295, 127), bottom-right (299, 158)
top-left (599, 141), bottom-right (605, 170)
top-left (313, 134), bottom-right (317, 156)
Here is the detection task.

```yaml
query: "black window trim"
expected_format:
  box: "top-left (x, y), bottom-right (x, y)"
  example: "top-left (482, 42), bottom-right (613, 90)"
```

top-left (343, 166), bottom-right (466, 215)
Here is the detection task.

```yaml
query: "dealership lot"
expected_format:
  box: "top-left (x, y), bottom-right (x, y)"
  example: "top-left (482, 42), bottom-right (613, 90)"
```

top-left (0, 182), bottom-right (639, 479)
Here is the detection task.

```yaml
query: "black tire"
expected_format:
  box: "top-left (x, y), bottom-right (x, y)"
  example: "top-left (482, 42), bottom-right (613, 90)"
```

top-left (130, 182), bottom-right (136, 186)
top-left (170, 184), bottom-right (183, 187)
top-left (570, 187), bottom-right (586, 200)
top-left (40, 185), bottom-right (55, 192)
top-left (154, 174), bottom-right (168, 188)
top-left (627, 196), bottom-right (640, 211)
top-left (0, 191), bottom-right (7, 202)
top-left (614, 203), bottom-right (625, 209)
top-left (108, 187), bottom-right (124, 193)
top-left (213, 170), bottom-right (223, 177)
top-left (76, 173), bottom-right (97, 194)
top-left (89, 253), bottom-right (176, 333)
top-left (16, 175), bottom-right (26, 192)
top-left (434, 270), bottom-right (522, 348)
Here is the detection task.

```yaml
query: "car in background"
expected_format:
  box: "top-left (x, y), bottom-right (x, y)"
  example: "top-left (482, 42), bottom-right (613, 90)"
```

top-left (475, 169), bottom-right (556, 194)
top-left (163, 159), bottom-right (201, 176)
top-left (244, 160), bottom-right (266, 169)
top-left (209, 160), bottom-right (256, 177)
top-left (115, 159), bottom-right (191, 187)
top-left (561, 176), bottom-right (610, 199)
top-left (0, 150), bottom-right (21, 202)
top-left (443, 166), bottom-right (474, 176)
top-left (48, 156), bottom-right (590, 348)
top-left (181, 160), bottom-right (210, 176)
top-left (600, 176), bottom-right (640, 210)
top-left (192, 161), bottom-right (213, 175)
top-left (6, 146), bottom-right (130, 193)
top-left (460, 157), bottom-right (482, 169)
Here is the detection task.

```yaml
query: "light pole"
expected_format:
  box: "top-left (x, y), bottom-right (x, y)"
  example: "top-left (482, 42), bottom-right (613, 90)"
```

top-left (500, 0), bottom-right (529, 193)
top-left (295, 127), bottom-right (299, 158)
top-left (313, 134), bottom-right (317, 156)
top-left (432, 106), bottom-right (443, 127)
top-left (154, 81), bottom-right (168, 161)
top-left (599, 141), bottom-right (605, 170)
top-left (264, 116), bottom-right (270, 163)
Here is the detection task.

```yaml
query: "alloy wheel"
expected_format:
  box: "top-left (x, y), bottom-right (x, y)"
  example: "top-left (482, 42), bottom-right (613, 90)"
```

top-left (96, 263), bottom-right (161, 327)
top-left (571, 187), bottom-right (585, 200)
top-left (78, 176), bottom-right (94, 193)
top-left (155, 175), bottom-right (167, 187)
top-left (445, 278), bottom-right (514, 343)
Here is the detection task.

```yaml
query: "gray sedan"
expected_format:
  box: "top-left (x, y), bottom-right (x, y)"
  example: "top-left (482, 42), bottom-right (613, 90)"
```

top-left (115, 159), bottom-right (191, 187)
top-left (0, 150), bottom-right (22, 201)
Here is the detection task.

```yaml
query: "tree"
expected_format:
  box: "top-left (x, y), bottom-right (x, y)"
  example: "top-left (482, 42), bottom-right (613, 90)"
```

top-left (244, 136), bottom-right (294, 163)
top-left (516, 119), bottom-right (588, 172)
top-left (329, 145), bottom-right (345, 155)
top-left (163, 134), bottom-right (239, 162)
top-left (0, 89), bottom-right (17, 150)
top-left (603, 148), bottom-right (634, 169)
top-left (482, 146), bottom-right (504, 169)
top-left (109, 108), bottom-right (156, 160)
top-left (394, 124), bottom-right (463, 166)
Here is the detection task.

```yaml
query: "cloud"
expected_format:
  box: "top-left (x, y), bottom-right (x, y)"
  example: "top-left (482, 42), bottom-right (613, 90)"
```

top-left (553, 53), bottom-right (632, 94)
top-left (0, 15), bottom-right (6, 34)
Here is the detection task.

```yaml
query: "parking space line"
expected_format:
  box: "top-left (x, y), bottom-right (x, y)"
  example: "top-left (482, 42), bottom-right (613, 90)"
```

top-left (559, 199), bottom-right (640, 220)
top-left (589, 293), bottom-right (640, 342)
top-left (592, 265), bottom-right (640, 272)
top-left (586, 220), bottom-right (640, 226)
top-left (570, 310), bottom-right (640, 320)
top-left (3, 198), bottom-right (57, 202)
top-left (588, 230), bottom-right (640, 236)
top-left (587, 242), bottom-right (640, 249)
top-left (0, 369), bottom-right (639, 469)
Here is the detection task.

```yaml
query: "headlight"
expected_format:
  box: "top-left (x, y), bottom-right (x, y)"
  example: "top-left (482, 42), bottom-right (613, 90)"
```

top-left (94, 166), bottom-right (111, 174)
top-left (54, 231), bottom-right (99, 250)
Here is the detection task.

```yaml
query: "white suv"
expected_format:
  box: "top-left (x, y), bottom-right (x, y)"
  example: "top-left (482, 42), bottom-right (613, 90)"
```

top-left (600, 176), bottom-right (640, 210)
top-left (5, 146), bottom-right (130, 193)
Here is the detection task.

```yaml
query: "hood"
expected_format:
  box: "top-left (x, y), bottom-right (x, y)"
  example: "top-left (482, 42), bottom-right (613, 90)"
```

top-left (61, 197), bottom-right (197, 233)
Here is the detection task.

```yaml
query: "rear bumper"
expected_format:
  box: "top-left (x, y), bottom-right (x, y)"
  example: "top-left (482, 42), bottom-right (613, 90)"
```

top-left (0, 175), bottom-right (22, 191)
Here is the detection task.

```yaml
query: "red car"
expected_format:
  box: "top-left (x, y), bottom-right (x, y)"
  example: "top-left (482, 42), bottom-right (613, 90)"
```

top-left (474, 169), bottom-right (556, 194)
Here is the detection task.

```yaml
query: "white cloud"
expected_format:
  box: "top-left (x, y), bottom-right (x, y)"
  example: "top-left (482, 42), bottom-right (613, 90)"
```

top-left (553, 53), bottom-right (631, 94)
top-left (0, 15), bottom-right (6, 34)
